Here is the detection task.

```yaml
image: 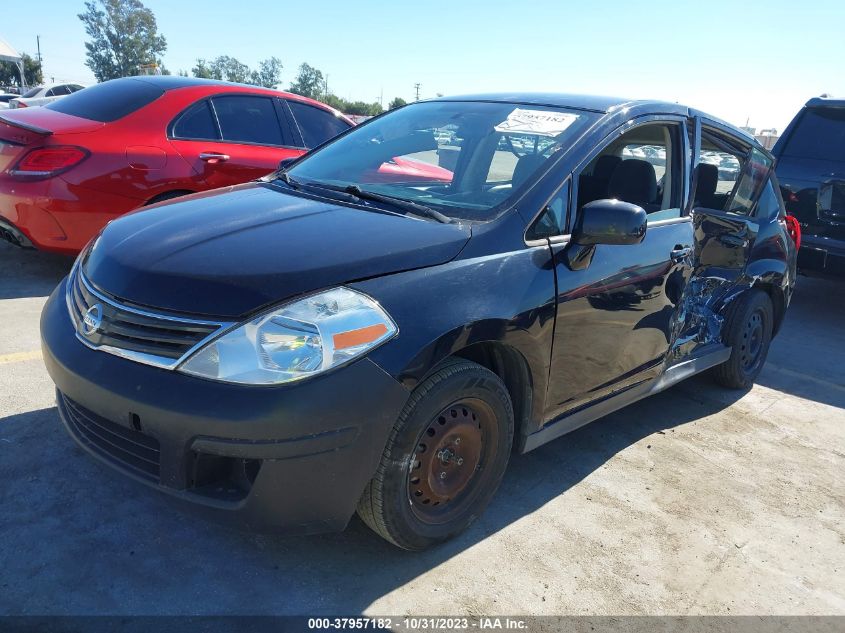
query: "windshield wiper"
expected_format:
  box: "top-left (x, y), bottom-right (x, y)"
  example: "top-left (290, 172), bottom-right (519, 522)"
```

top-left (276, 174), bottom-right (360, 203)
top-left (274, 176), bottom-right (453, 223)
top-left (343, 185), bottom-right (453, 224)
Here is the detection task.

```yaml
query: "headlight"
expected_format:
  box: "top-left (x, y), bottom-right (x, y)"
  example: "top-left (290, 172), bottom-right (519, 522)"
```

top-left (178, 287), bottom-right (397, 385)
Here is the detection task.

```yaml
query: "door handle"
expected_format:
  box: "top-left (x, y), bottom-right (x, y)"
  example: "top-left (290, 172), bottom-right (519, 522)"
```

top-left (670, 246), bottom-right (692, 262)
top-left (199, 152), bottom-right (230, 163)
top-left (719, 234), bottom-right (748, 248)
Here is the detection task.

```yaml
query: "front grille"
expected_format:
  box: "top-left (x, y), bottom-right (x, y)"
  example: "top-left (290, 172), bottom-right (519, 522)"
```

top-left (66, 265), bottom-right (229, 368)
top-left (60, 393), bottom-right (161, 482)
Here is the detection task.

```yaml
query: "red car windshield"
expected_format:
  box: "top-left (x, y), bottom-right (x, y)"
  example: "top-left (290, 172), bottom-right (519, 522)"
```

top-left (285, 100), bottom-right (597, 221)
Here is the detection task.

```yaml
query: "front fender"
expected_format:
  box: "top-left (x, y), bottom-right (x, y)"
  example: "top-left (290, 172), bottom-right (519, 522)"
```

top-left (353, 246), bottom-right (557, 435)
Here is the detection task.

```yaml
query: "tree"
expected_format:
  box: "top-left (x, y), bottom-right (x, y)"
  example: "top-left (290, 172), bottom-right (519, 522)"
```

top-left (340, 101), bottom-right (382, 116)
top-left (323, 94), bottom-right (345, 111)
top-left (192, 59), bottom-right (213, 79)
top-left (78, 0), bottom-right (167, 81)
top-left (289, 63), bottom-right (325, 101)
top-left (192, 56), bottom-right (280, 86)
top-left (0, 53), bottom-right (43, 88)
top-left (211, 56), bottom-right (250, 83)
top-left (250, 57), bottom-right (283, 89)
top-left (388, 97), bottom-right (407, 110)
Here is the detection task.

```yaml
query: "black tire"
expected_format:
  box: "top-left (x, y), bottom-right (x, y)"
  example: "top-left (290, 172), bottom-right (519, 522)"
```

top-left (711, 289), bottom-right (774, 389)
top-left (357, 358), bottom-right (514, 550)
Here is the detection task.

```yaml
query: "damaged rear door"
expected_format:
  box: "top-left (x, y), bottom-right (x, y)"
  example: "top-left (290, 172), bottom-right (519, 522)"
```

top-left (679, 117), bottom-right (774, 352)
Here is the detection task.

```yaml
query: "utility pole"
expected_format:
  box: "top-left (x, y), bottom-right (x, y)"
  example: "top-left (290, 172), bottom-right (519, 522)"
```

top-left (324, 75), bottom-right (329, 102)
top-left (414, 83), bottom-right (421, 101)
top-left (36, 35), bottom-right (42, 63)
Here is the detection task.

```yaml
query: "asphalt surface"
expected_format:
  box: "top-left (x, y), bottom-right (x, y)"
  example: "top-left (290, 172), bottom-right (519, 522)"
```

top-left (0, 240), bottom-right (843, 615)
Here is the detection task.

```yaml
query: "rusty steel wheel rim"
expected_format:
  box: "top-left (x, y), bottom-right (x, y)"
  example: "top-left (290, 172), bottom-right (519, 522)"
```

top-left (407, 398), bottom-right (497, 523)
top-left (741, 307), bottom-right (766, 372)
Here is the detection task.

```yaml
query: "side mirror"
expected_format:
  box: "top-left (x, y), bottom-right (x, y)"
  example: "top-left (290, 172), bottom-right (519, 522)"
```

top-left (573, 199), bottom-right (647, 246)
top-left (278, 157), bottom-right (298, 171)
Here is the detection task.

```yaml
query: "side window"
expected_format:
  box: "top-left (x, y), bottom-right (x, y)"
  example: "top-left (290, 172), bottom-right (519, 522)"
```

top-left (728, 147), bottom-right (772, 215)
top-left (211, 95), bottom-right (284, 146)
top-left (171, 100), bottom-right (220, 141)
top-left (68, 85), bottom-right (84, 94)
top-left (287, 100), bottom-right (350, 148)
top-left (577, 122), bottom-right (683, 222)
top-left (694, 129), bottom-right (771, 215)
top-left (695, 148), bottom-right (741, 206)
top-left (527, 179), bottom-right (570, 240)
top-left (45, 87), bottom-right (59, 97)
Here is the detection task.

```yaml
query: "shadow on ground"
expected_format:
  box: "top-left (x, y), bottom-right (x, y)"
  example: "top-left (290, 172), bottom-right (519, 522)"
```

top-left (0, 242), bottom-right (71, 300)
top-left (0, 377), bottom-right (744, 615)
top-left (756, 274), bottom-right (845, 408)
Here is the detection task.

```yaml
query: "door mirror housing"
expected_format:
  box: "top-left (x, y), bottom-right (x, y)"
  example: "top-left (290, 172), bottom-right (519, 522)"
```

top-left (573, 199), bottom-right (647, 246)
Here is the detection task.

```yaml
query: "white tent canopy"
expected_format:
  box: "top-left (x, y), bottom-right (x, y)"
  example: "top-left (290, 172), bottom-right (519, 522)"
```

top-left (0, 37), bottom-right (26, 88)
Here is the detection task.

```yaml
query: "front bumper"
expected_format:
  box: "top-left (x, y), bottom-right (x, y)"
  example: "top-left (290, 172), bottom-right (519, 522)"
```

top-left (41, 280), bottom-right (410, 534)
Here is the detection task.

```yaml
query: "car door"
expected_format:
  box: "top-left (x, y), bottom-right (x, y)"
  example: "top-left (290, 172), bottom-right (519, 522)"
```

top-left (540, 116), bottom-right (695, 421)
top-left (689, 118), bottom-right (770, 292)
top-left (168, 94), bottom-right (303, 190)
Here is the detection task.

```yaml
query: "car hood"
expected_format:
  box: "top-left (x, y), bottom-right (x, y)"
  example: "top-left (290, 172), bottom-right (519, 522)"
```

top-left (82, 182), bottom-right (471, 318)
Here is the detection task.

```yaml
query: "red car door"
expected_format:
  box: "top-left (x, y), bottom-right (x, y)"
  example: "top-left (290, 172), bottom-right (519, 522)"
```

top-left (168, 94), bottom-right (303, 190)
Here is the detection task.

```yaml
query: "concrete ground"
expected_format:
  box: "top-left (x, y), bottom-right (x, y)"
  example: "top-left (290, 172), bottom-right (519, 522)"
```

top-left (0, 240), bottom-right (842, 616)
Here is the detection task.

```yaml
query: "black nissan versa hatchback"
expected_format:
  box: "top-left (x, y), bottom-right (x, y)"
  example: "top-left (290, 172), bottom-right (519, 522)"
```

top-left (41, 94), bottom-right (797, 550)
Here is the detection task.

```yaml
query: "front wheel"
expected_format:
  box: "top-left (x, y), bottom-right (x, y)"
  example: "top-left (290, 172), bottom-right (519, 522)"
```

top-left (712, 289), bottom-right (774, 389)
top-left (357, 358), bottom-right (513, 550)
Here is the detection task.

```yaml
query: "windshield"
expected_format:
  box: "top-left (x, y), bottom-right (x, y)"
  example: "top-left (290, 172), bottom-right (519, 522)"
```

top-left (284, 100), bottom-right (597, 221)
top-left (21, 86), bottom-right (43, 98)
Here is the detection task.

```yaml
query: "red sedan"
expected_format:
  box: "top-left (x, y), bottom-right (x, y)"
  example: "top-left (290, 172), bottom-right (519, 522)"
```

top-left (0, 76), bottom-right (353, 254)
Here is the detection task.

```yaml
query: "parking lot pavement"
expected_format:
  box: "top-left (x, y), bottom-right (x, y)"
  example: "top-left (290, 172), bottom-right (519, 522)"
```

top-left (0, 239), bottom-right (843, 616)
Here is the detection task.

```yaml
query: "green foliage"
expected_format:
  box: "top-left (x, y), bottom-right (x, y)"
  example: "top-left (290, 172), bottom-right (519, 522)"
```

top-left (342, 100), bottom-right (383, 116)
top-left (0, 53), bottom-right (43, 88)
top-left (289, 62), bottom-right (382, 115)
top-left (288, 63), bottom-right (325, 101)
top-left (78, 0), bottom-right (167, 81)
top-left (192, 56), bottom-right (282, 87)
top-left (323, 94), bottom-right (345, 111)
top-left (192, 59), bottom-right (213, 79)
top-left (388, 97), bottom-right (407, 109)
top-left (250, 57), bottom-right (283, 89)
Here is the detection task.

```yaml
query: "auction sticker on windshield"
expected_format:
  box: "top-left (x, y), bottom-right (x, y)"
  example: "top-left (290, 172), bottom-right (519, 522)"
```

top-left (495, 108), bottom-right (580, 136)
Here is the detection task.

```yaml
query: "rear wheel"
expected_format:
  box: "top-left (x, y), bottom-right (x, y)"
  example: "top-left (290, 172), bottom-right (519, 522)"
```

top-left (357, 358), bottom-right (513, 550)
top-left (712, 289), bottom-right (774, 389)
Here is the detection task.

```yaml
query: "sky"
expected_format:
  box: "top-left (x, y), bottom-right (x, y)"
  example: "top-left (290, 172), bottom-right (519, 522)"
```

top-left (3, 0), bottom-right (843, 132)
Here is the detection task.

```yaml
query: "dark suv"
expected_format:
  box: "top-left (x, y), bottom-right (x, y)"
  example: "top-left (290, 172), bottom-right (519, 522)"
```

top-left (773, 96), bottom-right (845, 277)
top-left (41, 94), bottom-right (797, 550)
